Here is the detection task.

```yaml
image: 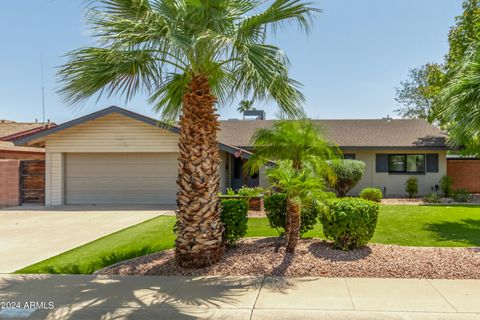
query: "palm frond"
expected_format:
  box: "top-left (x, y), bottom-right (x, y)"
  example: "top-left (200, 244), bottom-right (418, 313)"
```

top-left (238, 0), bottom-right (320, 43)
top-left (436, 45), bottom-right (480, 154)
top-left (59, 0), bottom-right (320, 121)
top-left (245, 119), bottom-right (338, 174)
top-left (58, 47), bottom-right (160, 105)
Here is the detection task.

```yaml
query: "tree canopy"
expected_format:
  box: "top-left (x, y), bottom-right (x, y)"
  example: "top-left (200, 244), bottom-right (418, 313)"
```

top-left (58, 0), bottom-right (320, 120)
top-left (245, 119), bottom-right (338, 174)
top-left (395, 0), bottom-right (480, 123)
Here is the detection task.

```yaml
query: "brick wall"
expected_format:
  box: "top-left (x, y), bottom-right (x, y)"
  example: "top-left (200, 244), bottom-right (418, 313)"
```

top-left (0, 160), bottom-right (20, 206)
top-left (447, 159), bottom-right (480, 193)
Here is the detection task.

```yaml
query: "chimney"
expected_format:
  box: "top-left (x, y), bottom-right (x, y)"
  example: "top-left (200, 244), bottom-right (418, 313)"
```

top-left (243, 110), bottom-right (266, 120)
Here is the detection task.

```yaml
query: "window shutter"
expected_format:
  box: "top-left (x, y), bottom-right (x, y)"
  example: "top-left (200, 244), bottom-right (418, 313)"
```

top-left (426, 154), bottom-right (439, 172)
top-left (376, 154), bottom-right (388, 172)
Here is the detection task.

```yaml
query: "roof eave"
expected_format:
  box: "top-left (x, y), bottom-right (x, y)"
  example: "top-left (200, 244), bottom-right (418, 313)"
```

top-left (14, 105), bottom-right (253, 158)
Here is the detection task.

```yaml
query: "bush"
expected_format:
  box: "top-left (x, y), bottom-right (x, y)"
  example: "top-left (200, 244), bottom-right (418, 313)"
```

top-left (405, 177), bottom-right (418, 198)
top-left (220, 199), bottom-right (248, 246)
top-left (423, 193), bottom-right (441, 203)
top-left (264, 193), bottom-right (321, 236)
top-left (225, 188), bottom-right (236, 196)
top-left (236, 186), bottom-right (266, 197)
top-left (452, 189), bottom-right (472, 203)
top-left (319, 198), bottom-right (379, 250)
top-left (326, 160), bottom-right (366, 197)
top-left (440, 175), bottom-right (454, 197)
top-left (359, 188), bottom-right (383, 202)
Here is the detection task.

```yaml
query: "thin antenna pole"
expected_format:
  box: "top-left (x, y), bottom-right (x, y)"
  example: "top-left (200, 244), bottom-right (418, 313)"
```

top-left (40, 53), bottom-right (45, 123)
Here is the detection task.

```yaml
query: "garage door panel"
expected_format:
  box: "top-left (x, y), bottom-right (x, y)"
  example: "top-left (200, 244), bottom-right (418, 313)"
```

top-left (65, 153), bottom-right (178, 205)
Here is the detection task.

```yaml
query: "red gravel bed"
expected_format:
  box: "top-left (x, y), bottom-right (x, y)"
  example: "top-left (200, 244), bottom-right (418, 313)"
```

top-left (98, 238), bottom-right (480, 279)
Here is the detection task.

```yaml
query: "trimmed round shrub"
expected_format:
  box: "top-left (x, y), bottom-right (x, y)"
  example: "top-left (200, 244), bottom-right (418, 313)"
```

top-left (264, 193), bottom-right (321, 236)
top-left (319, 197), bottom-right (379, 250)
top-left (359, 188), bottom-right (383, 202)
top-left (220, 199), bottom-right (248, 246)
top-left (326, 160), bottom-right (365, 197)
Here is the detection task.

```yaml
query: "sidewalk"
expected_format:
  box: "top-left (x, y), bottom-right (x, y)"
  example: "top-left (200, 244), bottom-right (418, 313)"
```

top-left (0, 275), bottom-right (479, 319)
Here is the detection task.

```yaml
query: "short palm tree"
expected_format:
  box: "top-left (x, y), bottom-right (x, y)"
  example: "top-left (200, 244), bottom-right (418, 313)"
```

top-left (58, 0), bottom-right (319, 268)
top-left (266, 161), bottom-right (326, 252)
top-left (246, 119), bottom-right (337, 252)
top-left (237, 100), bottom-right (255, 113)
top-left (436, 47), bottom-right (480, 155)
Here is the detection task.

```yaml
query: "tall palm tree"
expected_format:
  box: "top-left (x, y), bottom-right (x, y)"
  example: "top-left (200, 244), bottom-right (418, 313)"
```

top-left (58, 0), bottom-right (319, 268)
top-left (266, 161), bottom-right (326, 252)
top-left (436, 47), bottom-right (480, 155)
top-left (237, 100), bottom-right (255, 113)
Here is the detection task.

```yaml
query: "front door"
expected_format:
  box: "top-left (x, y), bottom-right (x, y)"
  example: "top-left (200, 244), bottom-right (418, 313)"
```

top-left (231, 156), bottom-right (259, 191)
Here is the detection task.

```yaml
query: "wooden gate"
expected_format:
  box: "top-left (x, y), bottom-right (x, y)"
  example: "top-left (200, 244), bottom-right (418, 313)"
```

top-left (20, 160), bottom-right (45, 204)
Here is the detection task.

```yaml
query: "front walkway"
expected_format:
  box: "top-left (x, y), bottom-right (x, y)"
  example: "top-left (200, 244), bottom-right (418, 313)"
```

top-left (0, 275), bottom-right (479, 319)
top-left (0, 206), bottom-right (173, 273)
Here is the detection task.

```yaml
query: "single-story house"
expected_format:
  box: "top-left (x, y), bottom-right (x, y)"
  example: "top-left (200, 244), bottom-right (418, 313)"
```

top-left (14, 106), bottom-right (449, 206)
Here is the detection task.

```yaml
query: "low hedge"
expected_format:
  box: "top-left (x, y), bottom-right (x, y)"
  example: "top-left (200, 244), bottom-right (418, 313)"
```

top-left (319, 197), bottom-right (379, 250)
top-left (220, 198), bottom-right (248, 246)
top-left (264, 193), bottom-right (320, 236)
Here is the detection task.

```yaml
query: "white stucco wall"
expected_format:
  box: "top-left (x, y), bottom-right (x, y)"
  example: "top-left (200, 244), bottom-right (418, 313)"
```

top-left (344, 149), bottom-right (447, 197)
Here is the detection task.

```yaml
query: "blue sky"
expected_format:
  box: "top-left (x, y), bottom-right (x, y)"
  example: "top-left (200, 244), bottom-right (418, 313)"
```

top-left (0, 0), bottom-right (462, 123)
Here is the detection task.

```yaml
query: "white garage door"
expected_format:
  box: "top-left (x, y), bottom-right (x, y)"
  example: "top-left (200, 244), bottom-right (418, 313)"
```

top-left (65, 153), bottom-right (178, 205)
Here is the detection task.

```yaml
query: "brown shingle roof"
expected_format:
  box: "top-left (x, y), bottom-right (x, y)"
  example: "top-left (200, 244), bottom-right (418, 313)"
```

top-left (218, 119), bottom-right (448, 149)
top-left (0, 121), bottom-right (49, 139)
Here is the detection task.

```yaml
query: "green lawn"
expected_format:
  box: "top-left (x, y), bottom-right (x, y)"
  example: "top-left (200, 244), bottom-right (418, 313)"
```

top-left (16, 205), bottom-right (480, 274)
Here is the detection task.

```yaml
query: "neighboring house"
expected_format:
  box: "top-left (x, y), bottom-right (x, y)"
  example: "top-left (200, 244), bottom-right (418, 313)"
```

top-left (0, 119), bottom-right (53, 160)
top-left (14, 106), bottom-right (449, 206)
top-left (0, 121), bottom-right (52, 206)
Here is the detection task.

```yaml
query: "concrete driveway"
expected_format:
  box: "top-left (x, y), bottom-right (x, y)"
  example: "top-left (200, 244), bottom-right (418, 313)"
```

top-left (0, 206), bottom-right (174, 273)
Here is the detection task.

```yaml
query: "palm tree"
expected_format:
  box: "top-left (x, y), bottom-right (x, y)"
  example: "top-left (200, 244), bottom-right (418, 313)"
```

top-left (246, 120), bottom-right (338, 172)
top-left (436, 47), bottom-right (480, 155)
top-left (237, 100), bottom-right (256, 113)
top-left (57, 0), bottom-right (319, 268)
top-left (266, 161), bottom-right (326, 252)
top-left (245, 119), bottom-right (337, 251)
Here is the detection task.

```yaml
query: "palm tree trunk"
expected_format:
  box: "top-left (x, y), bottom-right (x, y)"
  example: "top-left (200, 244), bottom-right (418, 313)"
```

top-left (286, 197), bottom-right (301, 253)
top-left (175, 74), bottom-right (225, 268)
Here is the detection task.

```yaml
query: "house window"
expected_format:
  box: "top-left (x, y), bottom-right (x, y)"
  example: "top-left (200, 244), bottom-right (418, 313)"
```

top-left (388, 154), bottom-right (425, 173)
top-left (343, 153), bottom-right (356, 160)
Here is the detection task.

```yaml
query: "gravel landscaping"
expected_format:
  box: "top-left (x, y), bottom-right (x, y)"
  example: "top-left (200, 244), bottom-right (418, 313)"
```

top-left (382, 195), bottom-right (480, 205)
top-left (99, 237), bottom-right (480, 279)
